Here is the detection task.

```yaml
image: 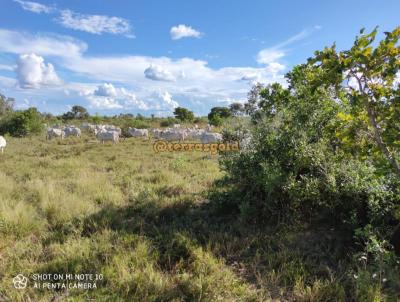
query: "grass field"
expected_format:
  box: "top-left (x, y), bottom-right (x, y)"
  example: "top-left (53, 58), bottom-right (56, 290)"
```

top-left (0, 135), bottom-right (394, 301)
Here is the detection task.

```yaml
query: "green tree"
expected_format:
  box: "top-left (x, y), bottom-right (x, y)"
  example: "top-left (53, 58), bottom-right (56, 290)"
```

top-left (0, 93), bottom-right (14, 116)
top-left (90, 113), bottom-right (101, 124)
top-left (160, 117), bottom-right (179, 127)
top-left (244, 83), bottom-right (264, 116)
top-left (309, 27), bottom-right (400, 178)
top-left (229, 102), bottom-right (244, 116)
top-left (0, 107), bottom-right (43, 137)
top-left (62, 105), bottom-right (89, 120)
top-left (208, 107), bottom-right (232, 126)
top-left (173, 107), bottom-right (195, 122)
top-left (219, 27), bottom-right (400, 244)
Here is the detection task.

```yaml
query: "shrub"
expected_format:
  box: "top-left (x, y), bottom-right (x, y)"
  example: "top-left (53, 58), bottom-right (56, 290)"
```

top-left (0, 107), bottom-right (43, 137)
top-left (208, 107), bottom-right (231, 126)
top-left (119, 118), bottom-right (150, 129)
top-left (219, 47), bottom-right (400, 248)
top-left (173, 107), bottom-right (195, 122)
top-left (160, 117), bottom-right (179, 127)
top-left (119, 118), bottom-right (151, 137)
top-left (221, 114), bottom-right (399, 235)
top-left (62, 105), bottom-right (89, 120)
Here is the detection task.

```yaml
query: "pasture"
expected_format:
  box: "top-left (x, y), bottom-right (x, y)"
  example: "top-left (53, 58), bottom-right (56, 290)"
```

top-left (0, 135), bottom-right (394, 301)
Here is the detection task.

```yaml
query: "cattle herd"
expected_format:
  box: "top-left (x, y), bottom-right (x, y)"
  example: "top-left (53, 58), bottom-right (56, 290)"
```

top-left (0, 123), bottom-right (224, 154)
top-left (45, 123), bottom-right (222, 145)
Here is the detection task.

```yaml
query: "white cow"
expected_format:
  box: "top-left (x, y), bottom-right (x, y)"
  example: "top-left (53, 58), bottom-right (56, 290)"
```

top-left (47, 128), bottom-right (65, 140)
top-left (186, 128), bottom-right (205, 141)
top-left (93, 125), bottom-right (104, 135)
top-left (160, 129), bottom-right (187, 141)
top-left (64, 126), bottom-right (81, 138)
top-left (96, 130), bottom-right (119, 144)
top-left (104, 125), bottom-right (122, 135)
top-left (149, 128), bottom-right (163, 139)
top-left (200, 132), bottom-right (223, 143)
top-left (173, 124), bottom-right (181, 128)
top-left (0, 136), bottom-right (6, 154)
top-left (128, 128), bottom-right (149, 138)
top-left (81, 122), bottom-right (95, 131)
top-left (205, 124), bottom-right (214, 132)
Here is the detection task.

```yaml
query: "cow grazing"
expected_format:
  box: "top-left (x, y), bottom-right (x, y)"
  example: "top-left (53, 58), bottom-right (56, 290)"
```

top-left (159, 129), bottom-right (187, 141)
top-left (64, 126), bottom-right (81, 138)
top-left (128, 128), bottom-right (149, 138)
top-left (81, 123), bottom-right (97, 132)
top-left (104, 125), bottom-right (122, 135)
top-left (81, 123), bottom-right (90, 130)
top-left (47, 128), bottom-right (65, 140)
top-left (0, 136), bottom-right (6, 154)
top-left (96, 130), bottom-right (119, 144)
top-left (149, 128), bottom-right (162, 139)
top-left (200, 132), bottom-right (223, 143)
top-left (205, 124), bottom-right (214, 132)
top-left (186, 128), bottom-right (205, 141)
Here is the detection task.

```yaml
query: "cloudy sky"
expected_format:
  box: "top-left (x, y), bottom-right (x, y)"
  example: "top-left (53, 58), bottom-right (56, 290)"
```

top-left (0, 0), bottom-right (399, 116)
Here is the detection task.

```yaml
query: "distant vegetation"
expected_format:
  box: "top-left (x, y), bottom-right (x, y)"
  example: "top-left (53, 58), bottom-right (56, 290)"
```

top-left (62, 105), bottom-right (90, 120)
top-left (0, 107), bottom-right (43, 137)
top-left (173, 106), bottom-right (195, 122)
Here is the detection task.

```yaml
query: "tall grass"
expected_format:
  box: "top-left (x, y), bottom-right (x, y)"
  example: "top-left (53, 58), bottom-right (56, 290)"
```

top-left (0, 135), bottom-right (398, 301)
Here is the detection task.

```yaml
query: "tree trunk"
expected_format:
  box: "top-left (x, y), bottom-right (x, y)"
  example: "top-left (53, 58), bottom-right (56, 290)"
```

top-left (391, 223), bottom-right (400, 256)
top-left (354, 75), bottom-right (400, 179)
top-left (365, 100), bottom-right (400, 179)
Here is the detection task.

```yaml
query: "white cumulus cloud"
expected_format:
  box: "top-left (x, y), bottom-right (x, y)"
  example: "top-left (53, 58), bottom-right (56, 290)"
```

top-left (93, 83), bottom-right (117, 97)
top-left (240, 73), bottom-right (262, 83)
top-left (170, 24), bottom-right (202, 40)
top-left (1, 27), bottom-right (322, 114)
top-left (58, 10), bottom-right (134, 37)
top-left (144, 91), bottom-right (179, 114)
top-left (87, 96), bottom-right (123, 109)
top-left (257, 49), bottom-right (285, 65)
top-left (265, 62), bottom-right (285, 74)
top-left (13, 0), bottom-right (53, 14)
top-left (0, 29), bottom-right (87, 59)
top-left (160, 91), bottom-right (179, 109)
top-left (120, 88), bottom-right (149, 110)
top-left (85, 84), bottom-right (150, 110)
top-left (144, 64), bottom-right (176, 82)
top-left (16, 53), bottom-right (61, 89)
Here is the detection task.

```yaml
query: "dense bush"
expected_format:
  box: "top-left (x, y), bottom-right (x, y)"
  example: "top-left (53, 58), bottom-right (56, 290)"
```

top-left (160, 117), bottom-right (179, 127)
top-left (0, 107), bottom-right (43, 137)
top-left (173, 107), bottom-right (195, 122)
top-left (220, 27), bottom-right (400, 250)
top-left (62, 105), bottom-right (89, 120)
top-left (125, 118), bottom-right (151, 129)
top-left (0, 93), bottom-right (14, 116)
top-left (208, 106), bottom-right (232, 126)
top-left (222, 118), bottom-right (399, 232)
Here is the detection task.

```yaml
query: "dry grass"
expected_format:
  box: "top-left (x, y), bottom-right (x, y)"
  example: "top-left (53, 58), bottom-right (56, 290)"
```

top-left (0, 135), bottom-right (396, 301)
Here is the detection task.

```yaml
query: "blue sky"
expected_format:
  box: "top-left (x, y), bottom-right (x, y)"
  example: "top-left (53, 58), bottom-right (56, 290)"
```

top-left (0, 0), bottom-right (399, 116)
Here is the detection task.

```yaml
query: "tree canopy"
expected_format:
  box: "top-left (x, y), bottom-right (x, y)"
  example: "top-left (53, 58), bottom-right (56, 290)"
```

top-left (308, 26), bottom-right (400, 178)
top-left (208, 106), bottom-right (232, 126)
top-left (173, 107), bottom-right (195, 122)
top-left (62, 105), bottom-right (89, 120)
top-left (0, 93), bottom-right (14, 116)
top-left (220, 27), bottom-right (400, 255)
